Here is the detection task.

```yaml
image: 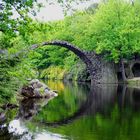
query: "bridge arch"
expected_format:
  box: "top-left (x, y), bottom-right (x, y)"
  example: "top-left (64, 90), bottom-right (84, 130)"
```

top-left (31, 40), bottom-right (94, 83)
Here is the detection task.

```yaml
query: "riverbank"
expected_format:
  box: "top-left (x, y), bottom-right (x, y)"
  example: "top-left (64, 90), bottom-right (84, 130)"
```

top-left (127, 77), bottom-right (140, 88)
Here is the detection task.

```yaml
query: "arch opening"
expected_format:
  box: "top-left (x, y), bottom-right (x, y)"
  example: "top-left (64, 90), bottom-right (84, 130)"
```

top-left (132, 63), bottom-right (140, 77)
top-left (30, 41), bottom-right (93, 82)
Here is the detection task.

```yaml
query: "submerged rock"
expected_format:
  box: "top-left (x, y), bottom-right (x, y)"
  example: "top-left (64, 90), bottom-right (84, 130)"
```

top-left (20, 79), bottom-right (58, 99)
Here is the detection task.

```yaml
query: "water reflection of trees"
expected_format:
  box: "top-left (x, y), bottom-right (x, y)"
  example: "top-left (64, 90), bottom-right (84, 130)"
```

top-left (118, 85), bottom-right (140, 111)
top-left (35, 83), bottom-right (140, 126)
top-left (1, 81), bottom-right (140, 140)
top-left (1, 81), bottom-right (140, 127)
top-left (46, 84), bottom-right (140, 140)
top-left (32, 81), bottom-right (90, 125)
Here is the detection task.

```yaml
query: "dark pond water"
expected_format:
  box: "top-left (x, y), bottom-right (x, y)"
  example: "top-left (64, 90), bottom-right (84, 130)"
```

top-left (1, 80), bottom-right (140, 140)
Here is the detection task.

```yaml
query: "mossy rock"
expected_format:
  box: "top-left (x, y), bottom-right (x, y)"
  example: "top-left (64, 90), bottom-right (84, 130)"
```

top-left (19, 79), bottom-right (58, 99)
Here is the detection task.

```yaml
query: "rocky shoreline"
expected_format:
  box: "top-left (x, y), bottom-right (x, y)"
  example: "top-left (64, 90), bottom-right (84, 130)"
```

top-left (0, 79), bottom-right (58, 123)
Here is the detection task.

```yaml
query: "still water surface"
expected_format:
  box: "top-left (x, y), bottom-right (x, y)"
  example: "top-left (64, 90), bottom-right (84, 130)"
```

top-left (1, 80), bottom-right (140, 140)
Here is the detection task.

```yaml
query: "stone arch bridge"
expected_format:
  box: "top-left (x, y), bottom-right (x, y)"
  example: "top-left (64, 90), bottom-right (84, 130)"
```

top-left (2, 40), bottom-right (140, 84)
top-left (30, 40), bottom-right (117, 84)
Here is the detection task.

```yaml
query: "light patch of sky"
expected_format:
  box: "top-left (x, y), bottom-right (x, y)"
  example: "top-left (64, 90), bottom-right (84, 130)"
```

top-left (11, 0), bottom-right (99, 21)
top-left (33, 1), bottom-right (64, 21)
top-left (32, 0), bottom-right (99, 21)
top-left (35, 0), bottom-right (134, 21)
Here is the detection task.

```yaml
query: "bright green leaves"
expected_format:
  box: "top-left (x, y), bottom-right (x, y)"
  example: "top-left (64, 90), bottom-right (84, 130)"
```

top-left (85, 0), bottom-right (140, 62)
top-left (1, 0), bottom-right (140, 97)
top-left (27, 0), bottom-right (140, 75)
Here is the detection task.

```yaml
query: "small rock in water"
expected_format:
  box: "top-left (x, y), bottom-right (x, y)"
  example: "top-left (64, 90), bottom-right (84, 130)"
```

top-left (20, 79), bottom-right (58, 98)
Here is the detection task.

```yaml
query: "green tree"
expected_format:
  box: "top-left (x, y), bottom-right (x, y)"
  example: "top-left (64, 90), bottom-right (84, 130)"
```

top-left (85, 0), bottom-right (140, 80)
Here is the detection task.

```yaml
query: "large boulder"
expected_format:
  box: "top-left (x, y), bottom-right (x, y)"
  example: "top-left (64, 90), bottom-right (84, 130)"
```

top-left (20, 79), bottom-right (58, 98)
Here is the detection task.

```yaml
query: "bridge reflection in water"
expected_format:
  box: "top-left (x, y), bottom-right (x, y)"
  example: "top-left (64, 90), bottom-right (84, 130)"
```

top-left (0, 80), bottom-right (140, 140)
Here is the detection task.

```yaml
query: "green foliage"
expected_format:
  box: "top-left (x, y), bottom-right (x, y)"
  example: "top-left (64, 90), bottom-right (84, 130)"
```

top-left (87, 0), bottom-right (140, 62)
top-left (40, 66), bottom-right (66, 80)
top-left (39, 0), bottom-right (140, 72)
top-left (22, 0), bottom-right (140, 80)
top-left (1, 0), bottom-right (140, 99)
top-left (0, 32), bottom-right (36, 101)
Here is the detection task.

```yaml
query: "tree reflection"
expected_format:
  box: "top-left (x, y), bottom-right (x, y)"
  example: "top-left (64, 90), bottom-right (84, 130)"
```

top-left (1, 81), bottom-right (140, 140)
